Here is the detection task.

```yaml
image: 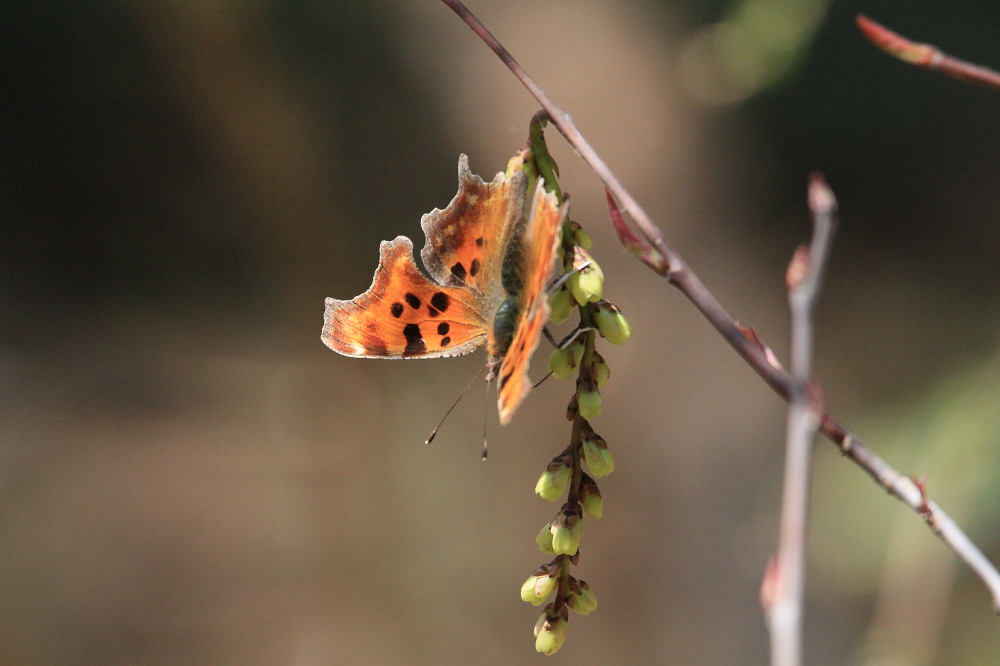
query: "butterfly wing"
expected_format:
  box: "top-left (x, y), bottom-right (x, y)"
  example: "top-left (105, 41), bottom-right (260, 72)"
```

top-left (496, 179), bottom-right (568, 424)
top-left (323, 153), bottom-right (566, 425)
top-left (322, 236), bottom-right (489, 359)
top-left (419, 154), bottom-right (526, 306)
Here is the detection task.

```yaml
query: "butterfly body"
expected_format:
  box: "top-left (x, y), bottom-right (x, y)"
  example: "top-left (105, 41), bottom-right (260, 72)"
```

top-left (322, 154), bottom-right (566, 424)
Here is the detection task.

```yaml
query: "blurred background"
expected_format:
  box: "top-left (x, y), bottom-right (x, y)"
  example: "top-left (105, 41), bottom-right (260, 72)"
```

top-left (3, 0), bottom-right (1000, 663)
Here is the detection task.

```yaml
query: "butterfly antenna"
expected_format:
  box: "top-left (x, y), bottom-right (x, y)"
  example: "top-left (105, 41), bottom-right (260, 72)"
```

top-left (425, 364), bottom-right (488, 445)
top-left (481, 375), bottom-right (492, 460)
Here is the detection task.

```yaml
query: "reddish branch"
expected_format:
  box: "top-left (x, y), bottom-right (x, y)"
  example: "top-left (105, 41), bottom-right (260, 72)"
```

top-left (439, 0), bottom-right (1000, 613)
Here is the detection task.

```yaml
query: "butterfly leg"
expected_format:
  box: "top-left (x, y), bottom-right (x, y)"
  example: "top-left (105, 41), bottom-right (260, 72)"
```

top-left (554, 326), bottom-right (595, 351)
top-left (546, 260), bottom-right (593, 296)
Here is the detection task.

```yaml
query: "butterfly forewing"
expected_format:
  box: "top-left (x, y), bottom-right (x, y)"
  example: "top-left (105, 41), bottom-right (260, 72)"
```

top-left (496, 180), bottom-right (568, 424)
top-left (420, 154), bottom-right (527, 307)
top-left (322, 236), bottom-right (488, 359)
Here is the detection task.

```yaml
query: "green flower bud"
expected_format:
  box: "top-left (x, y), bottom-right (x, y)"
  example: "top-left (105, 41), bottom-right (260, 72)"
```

top-left (521, 570), bottom-right (559, 606)
top-left (548, 339), bottom-right (585, 379)
top-left (565, 393), bottom-right (578, 421)
top-left (591, 351), bottom-right (610, 387)
top-left (535, 455), bottom-right (572, 501)
top-left (569, 254), bottom-right (604, 306)
top-left (567, 579), bottom-right (598, 615)
top-left (548, 287), bottom-right (574, 325)
top-left (580, 491), bottom-right (603, 520)
top-left (536, 522), bottom-right (556, 554)
top-left (582, 433), bottom-right (614, 479)
top-left (534, 607), bottom-right (569, 655)
top-left (551, 509), bottom-right (583, 556)
top-left (593, 300), bottom-right (632, 345)
top-left (579, 474), bottom-right (603, 519)
top-left (577, 383), bottom-right (601, 419)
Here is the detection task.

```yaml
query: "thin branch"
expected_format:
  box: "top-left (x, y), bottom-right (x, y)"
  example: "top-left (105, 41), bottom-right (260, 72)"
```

top-left (439, 0), bottom-right (1000, 613)
top-left (857, 14), bottom-right (1000, 91)
top-left (765, 175), bottom-right (838, 666)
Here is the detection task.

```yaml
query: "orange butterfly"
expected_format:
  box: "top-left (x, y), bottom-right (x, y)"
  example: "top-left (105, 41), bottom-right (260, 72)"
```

top-left (322, 153), bottom-right (567, 424)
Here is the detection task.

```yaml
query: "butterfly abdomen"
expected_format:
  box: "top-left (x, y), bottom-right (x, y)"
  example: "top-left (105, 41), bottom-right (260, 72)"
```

top-left (492, 296), bottom-right (520, 359)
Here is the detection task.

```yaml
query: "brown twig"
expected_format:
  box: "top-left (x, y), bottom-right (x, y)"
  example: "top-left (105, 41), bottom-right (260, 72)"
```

top-left (439, 0), bottom-right (1000, 613)
top-left (765, 175), bottom-right (838, 666)
top-left (857, 14), bottom-right (1000, 90)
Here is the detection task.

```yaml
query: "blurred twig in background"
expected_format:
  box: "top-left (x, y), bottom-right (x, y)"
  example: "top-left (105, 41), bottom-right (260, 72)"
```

top-left (857, 15), bottom-right (1000, 91)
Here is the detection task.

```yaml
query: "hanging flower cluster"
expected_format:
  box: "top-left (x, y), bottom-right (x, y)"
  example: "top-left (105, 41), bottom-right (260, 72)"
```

top-left (519, 116), bottom-right (632, 655)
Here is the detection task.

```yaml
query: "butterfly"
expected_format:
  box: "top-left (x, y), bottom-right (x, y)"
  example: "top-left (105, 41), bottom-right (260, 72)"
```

top-left (322, 153), bottom-right (568, 424)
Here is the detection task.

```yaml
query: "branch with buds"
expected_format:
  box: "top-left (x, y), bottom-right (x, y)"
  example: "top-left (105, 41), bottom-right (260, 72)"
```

top-left (519, 117), bottom-right (630, 655)
top-left (439, 0), bottom-right (1000, 655)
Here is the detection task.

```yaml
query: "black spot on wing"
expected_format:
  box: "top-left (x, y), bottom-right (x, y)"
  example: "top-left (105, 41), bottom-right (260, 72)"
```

top-left (437, 322), bottom-right (450, 335)
top-left (470, 258), bottom-right (481, 277)
top-left (451, 262), bottom-right (467, 281)
top-left (405, 293), bottom-right (421, 309)
top-left (475, 237), bottom-right (484, 246)
top-left (390, 302), bottom-right (404, 318)
top-left (403, 323), bottom-right (426, 355)
top-left (441, 336), bottom-right (451, 347)
top-left (430, 292), bottom-right (450, 313)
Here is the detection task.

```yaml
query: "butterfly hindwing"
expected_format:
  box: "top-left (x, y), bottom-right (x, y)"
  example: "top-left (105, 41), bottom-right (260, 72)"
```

top-left (496, 179), bottom-right (568, 424)
top-left (322, 236), bottom-right (488, 359)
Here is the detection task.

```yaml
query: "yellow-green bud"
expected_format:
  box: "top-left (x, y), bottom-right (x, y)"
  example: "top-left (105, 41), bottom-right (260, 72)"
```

top-left (592, 352), bottom-right (610, 387)
top-left (579, 475), bottom-right (603, 519)
top-left (548, 287), bottom-right (574, 325)
top-left (593, 300), bottom-right (632, 345)
top-left (567, 579), bottom-right (598, 615)
top-left (580, 491), bottom-right (603, 519)
top-left (565, 393), bottom-right (578, 421)
top-left (577, 384), bottom-right (601, 419)
top-left (551, 510), bottom-right (583, 556)
top-left (548, 339), bottom-right (585, 379)
top-left (536, 522), bottom-right (556, 554)
top-left (569, 254), bottom-right (604, 306)
top-left (521, 571), bottom-right (559, 606)
top-left (582, 433), bottom-right (614, 479)
top-left (535, 456), bottom-right (571, 501)
top-left (534, 607), bottom-right (569, 655)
